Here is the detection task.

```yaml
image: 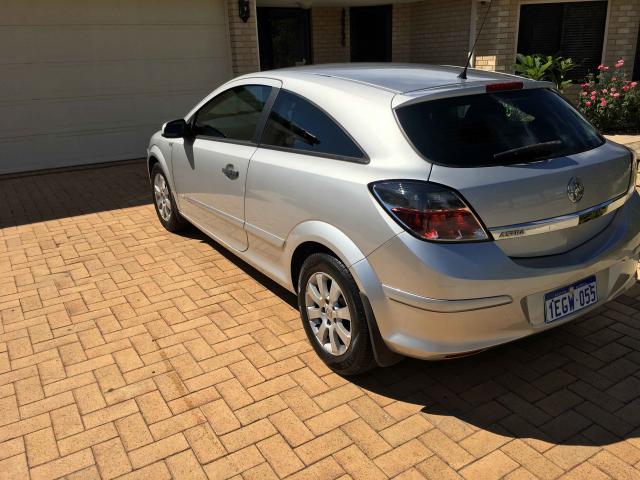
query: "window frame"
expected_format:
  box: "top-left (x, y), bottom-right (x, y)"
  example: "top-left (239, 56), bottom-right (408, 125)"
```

top-left (189, 84), bottom-right (279, 147)
top-left (256, 88), bottom-right (369, 164)
top-left (514, 0), bottom-right (611, 69)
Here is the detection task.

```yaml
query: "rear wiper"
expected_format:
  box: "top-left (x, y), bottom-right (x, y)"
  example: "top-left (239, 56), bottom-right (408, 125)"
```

top-left (493, 140), bottom-right (563, 164)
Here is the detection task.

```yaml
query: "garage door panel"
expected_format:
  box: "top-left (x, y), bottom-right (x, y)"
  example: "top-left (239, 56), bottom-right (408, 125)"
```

top-left (0, 59), bottom-right (229, 102)
top-left (0, 92), bottom-right (209, 139)
top-left (0, 126), bottom-right (159, 174)
top-left (0, 26), bottom-right (228, 64)
top-left (1, 0), bottom-right (232, 174)
top-left (4, 0), bottom-right (226, 25)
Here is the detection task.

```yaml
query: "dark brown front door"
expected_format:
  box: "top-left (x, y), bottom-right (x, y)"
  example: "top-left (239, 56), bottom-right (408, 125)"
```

top-left (258, 7), bottom-right (312, 71)
top-left (350, 5), bottom-right (392, 62)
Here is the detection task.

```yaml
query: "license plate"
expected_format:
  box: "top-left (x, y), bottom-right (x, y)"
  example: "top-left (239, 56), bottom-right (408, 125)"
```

top-left (544, 276), bottom-right (598, 324)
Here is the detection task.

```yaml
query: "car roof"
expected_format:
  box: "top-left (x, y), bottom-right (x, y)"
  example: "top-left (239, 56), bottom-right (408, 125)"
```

top-left (252, 63), bottom-right (526, 94)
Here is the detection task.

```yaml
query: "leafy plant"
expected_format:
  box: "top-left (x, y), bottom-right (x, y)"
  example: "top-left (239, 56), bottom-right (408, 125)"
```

top-left (514, 54), bottom-right (575, 93)
top-left (578, 59), bottom-right (640, 133)
top-left (514, 54), bottom-right (553, 81)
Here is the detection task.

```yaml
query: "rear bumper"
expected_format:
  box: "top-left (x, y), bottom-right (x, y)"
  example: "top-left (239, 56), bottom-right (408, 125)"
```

top-left (351, 191), bottom-right (640, 359)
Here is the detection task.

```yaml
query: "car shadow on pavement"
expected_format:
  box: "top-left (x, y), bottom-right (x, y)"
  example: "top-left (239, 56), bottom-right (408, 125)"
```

top-left (0, 160), bottom-right (151, 228)
top-left (186, 221), bottom-right (640, 448)
top-left (186, 218), bottom-right (640, 448)
top-left (351, 295), bottom-right (640, 448)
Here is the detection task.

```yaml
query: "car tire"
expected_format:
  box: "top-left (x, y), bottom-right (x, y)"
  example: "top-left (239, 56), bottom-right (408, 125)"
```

top-left (150, 164), bottom-right (188, 233)
top-left (298, 253), bottom-right (376, 376)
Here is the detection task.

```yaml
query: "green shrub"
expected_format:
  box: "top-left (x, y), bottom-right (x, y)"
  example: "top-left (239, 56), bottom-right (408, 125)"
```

top-left (578, 59), bottom-right (640, 133)
top-left (514, 54), bottom-right (575, 93)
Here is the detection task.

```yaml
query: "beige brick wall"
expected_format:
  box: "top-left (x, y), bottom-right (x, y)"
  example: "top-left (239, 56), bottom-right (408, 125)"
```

top-left (226, 0), bottom-right (260, 75)
top-left (472, 0), bottom-right (639, 76)
top-left (408, 0), bottom-right (472, 65)
top-left (311, 7), bottom-right (350, 64)
top-left (604, 0), bottom-right (640, 74)
top-left (392, 3), bottom-right (412, 62)
top-left (473, 0), bottom-right (518, 72)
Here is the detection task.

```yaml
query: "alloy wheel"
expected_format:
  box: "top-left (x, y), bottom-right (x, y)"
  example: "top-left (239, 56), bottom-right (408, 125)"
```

top-left (305, 272), bottom-right (352, 356)
top-left (154, 173), bottom-right (172, 222)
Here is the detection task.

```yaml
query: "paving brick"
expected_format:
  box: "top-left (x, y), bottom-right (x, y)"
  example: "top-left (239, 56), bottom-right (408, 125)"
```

top-left (184, 423), bottom-right (226, 464)
top-left (201, 398), bottom-right (241, 435)
top-left (420, 428), bottom-right (474, 470)
top-left (74, 382), bottom-right (107, 414)
top-left (257, 434), bottom-right (304, 477)
top-left (0, 454), bottom-right (29, 480)
top-left (128, 432), bottom-right (190, 469)
top-left (14, 376), bottom-right (44, 405)
top-left (459, 450), bottom-right (520, 480)
top-left (29, 448), bottom-right (94, 480)
top-left (333, 444), bottom-right (387, 480)
top-left (166, 449), bottom-right (208, 480)
top-left (116, 413), bottom-right (153, 450)
top-left (374, 438), bottom-right (432, 477)
top-left (203, 445), bottom-right (264, 479)
top-left (51, 404), bottom-right (84, 439)
top-left (57, 423), bottom-right (118, 456)
top-left (24, 427), bottom-right (59, 467)
top-left (294, 428), bottom-right (352, 465)
top-left (341, 418), bottom-right (392, 458)
top-left (93, 437), bottom-right (132, 479)
top-left (136, 390), bottom-right (172, 425)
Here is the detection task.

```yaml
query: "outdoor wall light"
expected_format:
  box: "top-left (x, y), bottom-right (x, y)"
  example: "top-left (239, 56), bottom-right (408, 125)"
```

top-left (239, 0), bottom-right (250, 22)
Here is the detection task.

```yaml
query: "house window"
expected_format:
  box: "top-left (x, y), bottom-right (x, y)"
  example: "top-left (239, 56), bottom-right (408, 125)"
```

top-left (517, 1), bottom-right (608, 81)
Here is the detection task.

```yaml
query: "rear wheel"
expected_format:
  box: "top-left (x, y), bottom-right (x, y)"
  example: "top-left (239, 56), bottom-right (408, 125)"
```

top-left (151, 164), bottom-right (188, 233)
top-left (298, 253), bottom-right (376, 375)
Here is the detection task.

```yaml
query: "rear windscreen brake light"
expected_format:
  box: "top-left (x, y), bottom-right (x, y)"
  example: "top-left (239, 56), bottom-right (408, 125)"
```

top-left (486, 81), bottom-right (523, 92)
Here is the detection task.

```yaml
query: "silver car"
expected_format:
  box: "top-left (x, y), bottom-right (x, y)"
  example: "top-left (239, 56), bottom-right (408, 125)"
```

top-left (147, 64), bottom-right (640, 375)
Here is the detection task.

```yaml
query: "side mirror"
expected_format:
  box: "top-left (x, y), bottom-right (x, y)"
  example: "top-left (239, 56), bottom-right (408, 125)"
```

top-left (162, 119), bottom-right (190, 139)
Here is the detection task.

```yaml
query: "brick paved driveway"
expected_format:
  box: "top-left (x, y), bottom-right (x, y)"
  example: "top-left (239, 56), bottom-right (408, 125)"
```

top-left (1, 161), bottom-right (640, 480)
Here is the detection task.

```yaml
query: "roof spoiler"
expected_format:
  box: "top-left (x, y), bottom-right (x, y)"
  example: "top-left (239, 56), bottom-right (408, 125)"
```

top-left (391, 80), bottom-right (555, 109)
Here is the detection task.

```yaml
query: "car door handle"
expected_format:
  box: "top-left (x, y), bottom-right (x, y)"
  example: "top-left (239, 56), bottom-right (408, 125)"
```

top-left (222, 164), bottom-right (239, 180)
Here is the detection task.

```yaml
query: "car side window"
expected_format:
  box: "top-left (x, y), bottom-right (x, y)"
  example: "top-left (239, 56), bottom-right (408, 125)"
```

top-left (260, 90), bottom-right (363, 159)
top-left (193, 85), bottom-right (272, 142)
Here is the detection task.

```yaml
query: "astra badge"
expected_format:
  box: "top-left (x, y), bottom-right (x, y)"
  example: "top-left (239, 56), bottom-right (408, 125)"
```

top-left (567, 177), bottom-right (584, 204)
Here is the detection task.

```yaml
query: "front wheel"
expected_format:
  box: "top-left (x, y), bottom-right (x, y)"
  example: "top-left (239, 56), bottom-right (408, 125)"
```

top-left (298, 253), bottom-right (376, 375)
top-left (151, 164), bottom-right (188, 233)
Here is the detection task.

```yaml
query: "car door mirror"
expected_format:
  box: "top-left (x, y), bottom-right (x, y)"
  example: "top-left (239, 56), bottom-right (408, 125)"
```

top-left (162, 119), bottom-right (191, 139)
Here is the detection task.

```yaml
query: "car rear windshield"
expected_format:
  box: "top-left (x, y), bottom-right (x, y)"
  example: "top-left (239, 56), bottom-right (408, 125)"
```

top-left (396, 88), bottom-right (604, 167)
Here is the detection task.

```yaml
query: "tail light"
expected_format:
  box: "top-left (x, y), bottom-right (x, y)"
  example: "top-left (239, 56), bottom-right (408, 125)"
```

top-left (371, 181), bottom-right (490, 242)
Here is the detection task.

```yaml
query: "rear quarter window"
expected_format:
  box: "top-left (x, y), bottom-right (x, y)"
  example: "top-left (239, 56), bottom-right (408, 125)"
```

top-left (396, 88), bottom-right (604, 167)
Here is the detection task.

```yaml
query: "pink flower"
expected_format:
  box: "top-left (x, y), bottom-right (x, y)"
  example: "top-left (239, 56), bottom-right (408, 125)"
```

top-left (623, 85), bottom-right (630, 91)
top-left (601, 89), bottom-right (608, 94)
top-left (581, 91), bottom-right (588, 96)
top-left (591, 95), bottom-right (596, 100)
top-left (591, 90), bottom-right (597, 95)
top-left (631, 82), bottom-right (638, 87)
top-left (613, 92), bottom-right (621, 98)
top-left (581, 82), bottom-right (589, 88)
top-left (585, 101), bottom-right (592, 107)
top-left (600, 100), bottom-right (607, 106)
top-left (597, 65), bottom-right (605, 70)
top-left (611, 77), bottom-right (617, 81)
top-left (615, 59), bottom-right (625, 68)
top-left (611, 87), bottom-right (617, 92)
top-left (598, 64), bottom-right (610, 71)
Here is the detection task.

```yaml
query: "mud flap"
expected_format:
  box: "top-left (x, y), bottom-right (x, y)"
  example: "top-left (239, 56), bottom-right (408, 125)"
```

top-left (359, 292), bottom-right (403, 367)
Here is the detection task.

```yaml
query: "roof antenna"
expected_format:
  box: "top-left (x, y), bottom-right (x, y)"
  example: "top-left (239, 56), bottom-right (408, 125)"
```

top-left (459, 0), bottom-right (493, 80)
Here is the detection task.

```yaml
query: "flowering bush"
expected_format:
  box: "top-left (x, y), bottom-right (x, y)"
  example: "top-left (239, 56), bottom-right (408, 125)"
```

top-left (578, 59), bottom-right (640, 133)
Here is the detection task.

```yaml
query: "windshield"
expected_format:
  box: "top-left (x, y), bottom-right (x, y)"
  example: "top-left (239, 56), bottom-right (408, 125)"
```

top-left (396, 89), bottom-right (604, 167)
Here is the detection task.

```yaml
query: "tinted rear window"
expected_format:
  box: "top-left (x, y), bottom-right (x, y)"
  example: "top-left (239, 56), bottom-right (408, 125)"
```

top-left (396, 89), bottom-right (603, 167)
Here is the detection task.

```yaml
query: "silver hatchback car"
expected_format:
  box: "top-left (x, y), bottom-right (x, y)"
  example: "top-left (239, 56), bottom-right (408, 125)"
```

top-left (148, 64), bottom-right (640, 375)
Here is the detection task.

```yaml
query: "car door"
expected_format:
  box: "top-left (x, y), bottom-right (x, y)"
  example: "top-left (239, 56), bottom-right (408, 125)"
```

top-left (170, 80), bottom-right (280, 251)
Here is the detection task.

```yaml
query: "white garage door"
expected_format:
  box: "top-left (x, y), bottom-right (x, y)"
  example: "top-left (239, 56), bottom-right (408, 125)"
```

top-left (1, 0), bottom-right (233, 174)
